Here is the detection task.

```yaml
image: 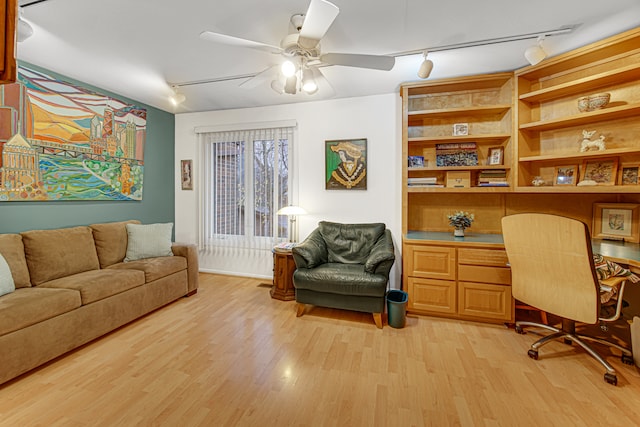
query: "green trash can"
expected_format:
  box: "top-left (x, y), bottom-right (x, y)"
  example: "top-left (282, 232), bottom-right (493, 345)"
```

top-left (386, 290), bottom-right (408, 329)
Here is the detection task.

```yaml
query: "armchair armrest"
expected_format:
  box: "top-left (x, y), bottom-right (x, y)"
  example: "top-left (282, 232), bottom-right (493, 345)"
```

top-left (292, 229), bottom-right (327, 269)
top-left (364, 229), bottom-right (395, 276)
top-left (172, 243), bottom-right (199, 295)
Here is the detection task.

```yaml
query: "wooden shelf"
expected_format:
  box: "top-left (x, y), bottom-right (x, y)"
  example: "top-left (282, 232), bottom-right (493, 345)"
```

top-left (519, 63), bottom-right (640, 103)
top-left (519, 103), bottom-right (640, 132)
top-left (408, 165), bottom-right (509, 172)
top-left (409, 105), bottom-right (510, 122)
top-left (407, 186), bottom-right (511, 193)
top-left (515, 185), bottom-right (640, 193)
top-left (408, 134), bottom-right (510, 144)
top-left (518, 147), bottom-right (640, 163)
top-left (404, 73), bottom-right (512, 95)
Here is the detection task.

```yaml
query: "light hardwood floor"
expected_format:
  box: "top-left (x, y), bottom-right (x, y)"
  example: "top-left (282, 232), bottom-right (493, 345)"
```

top-left (1, 273), bottom-right (639, 426)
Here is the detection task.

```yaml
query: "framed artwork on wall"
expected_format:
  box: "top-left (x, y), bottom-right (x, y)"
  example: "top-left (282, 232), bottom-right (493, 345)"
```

top-left (325, 139), bottom-right (367, 190)
top-left (592, 203), bottom-right (639, 242)
top-left (181, 160), bottom-right (193, 190)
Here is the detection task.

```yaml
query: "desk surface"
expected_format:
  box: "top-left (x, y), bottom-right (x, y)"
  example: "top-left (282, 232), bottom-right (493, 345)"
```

top-left (405, 231), bottom-right (640, 268)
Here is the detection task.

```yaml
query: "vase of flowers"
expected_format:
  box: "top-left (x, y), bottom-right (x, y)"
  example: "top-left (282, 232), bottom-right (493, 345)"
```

top-left (447, 211), bottom-right (474, 237)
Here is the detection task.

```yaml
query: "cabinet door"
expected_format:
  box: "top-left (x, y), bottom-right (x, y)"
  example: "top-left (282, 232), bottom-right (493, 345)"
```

top-left (458, 265), bottom-right (511, 285)
top-left (404, 244), bottom-right (456, 280)
top-left (458, 281), bottom-right (512, 322)
top-left (407, 277), bottom-right (456, 314)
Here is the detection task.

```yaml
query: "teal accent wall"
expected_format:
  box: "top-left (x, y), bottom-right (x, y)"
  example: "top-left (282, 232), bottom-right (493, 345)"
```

top-left (0, 62), bottom-right (175, 233)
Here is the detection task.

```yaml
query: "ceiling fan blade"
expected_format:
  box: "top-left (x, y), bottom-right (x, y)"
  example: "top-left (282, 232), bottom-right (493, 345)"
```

top-left (199, 31), bottom-right (282, 54)
top-left (320, 53), bottom-right (395, 71)
top-left (239, 65), bottom-right (279, 89)
top-left (314, 68), bottom-right (335, 97)
top-left (298, 0), bottom-right (339, 49)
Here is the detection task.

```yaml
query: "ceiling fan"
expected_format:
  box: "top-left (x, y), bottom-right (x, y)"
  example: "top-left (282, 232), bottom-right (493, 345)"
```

top-left (199, 0), bottom-right (395, 95)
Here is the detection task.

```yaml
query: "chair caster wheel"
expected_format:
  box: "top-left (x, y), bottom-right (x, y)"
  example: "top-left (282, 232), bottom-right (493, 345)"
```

top-left (515, 325), bottom-right (524, 334)
top-left (604, 373), bottom-right (617, 386)
top-left (527, 349), bottom-right (538, 360)
top-left (622, 354), bottom-right (635, 365)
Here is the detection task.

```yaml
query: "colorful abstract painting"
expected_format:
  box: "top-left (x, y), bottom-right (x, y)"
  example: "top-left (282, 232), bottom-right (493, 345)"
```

top-left (0, 65), bottom-right (146, 201)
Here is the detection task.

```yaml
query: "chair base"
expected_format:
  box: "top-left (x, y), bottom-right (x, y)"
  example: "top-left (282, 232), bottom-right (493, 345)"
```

top-left (296, 303), bottom-right (383, 329)
top-left (516, 319), bottom-right (633, 386)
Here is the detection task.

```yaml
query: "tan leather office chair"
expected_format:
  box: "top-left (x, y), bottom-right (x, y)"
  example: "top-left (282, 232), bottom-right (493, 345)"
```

top-left (502, 213), bottom-right (634, 386)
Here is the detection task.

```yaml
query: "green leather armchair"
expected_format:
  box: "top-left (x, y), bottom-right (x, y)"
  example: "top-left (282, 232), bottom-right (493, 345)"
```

top-left (292, 221), bottom-right (395, 328)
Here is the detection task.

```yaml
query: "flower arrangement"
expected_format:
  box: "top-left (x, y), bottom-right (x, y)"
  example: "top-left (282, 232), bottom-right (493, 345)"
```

top-left (447, 211), bottom-right (474, 230)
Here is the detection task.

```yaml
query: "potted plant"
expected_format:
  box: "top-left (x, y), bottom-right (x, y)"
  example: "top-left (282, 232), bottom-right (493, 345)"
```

top-left (447, 211), bottom-right (474, 237)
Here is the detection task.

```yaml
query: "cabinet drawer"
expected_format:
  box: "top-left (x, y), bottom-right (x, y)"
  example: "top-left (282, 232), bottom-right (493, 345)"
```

top-left (404, 244), bottom-right (456, 280)
top-left (458, 281), bottom-right (513, 322)
top-left (458, 265), bottom-right (511, 285)
top-left (457, 248), bottom-right (509, 267)
top-left (407, 277), bottom-right (456, 314)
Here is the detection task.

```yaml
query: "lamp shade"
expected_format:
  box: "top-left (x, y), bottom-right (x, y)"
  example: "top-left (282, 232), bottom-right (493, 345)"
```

top-left (277, 205), bottom-right (307, 216)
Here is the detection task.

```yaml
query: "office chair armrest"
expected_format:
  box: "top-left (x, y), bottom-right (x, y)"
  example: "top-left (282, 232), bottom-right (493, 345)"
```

top-left (292, 228), bottom-right (327, 269)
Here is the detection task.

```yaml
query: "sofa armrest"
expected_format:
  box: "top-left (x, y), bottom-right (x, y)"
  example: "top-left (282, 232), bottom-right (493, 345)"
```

top-left (172, 243), bottom-right (199, 295)
top-left (292, 229), bottom-right (327, 269)
top-left (364, 229), bottom-right (395, 276)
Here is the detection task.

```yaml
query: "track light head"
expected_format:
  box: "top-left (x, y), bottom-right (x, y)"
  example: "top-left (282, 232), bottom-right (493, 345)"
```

top-left (525, 36), bottom-right (547, 65)
top-left (168, 85), bottom-right (186, 106)
top-left (417, 51), bottom-right (434, 79)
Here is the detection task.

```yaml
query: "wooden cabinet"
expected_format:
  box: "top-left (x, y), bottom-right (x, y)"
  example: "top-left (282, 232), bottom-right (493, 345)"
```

top-left (403, 237), bottom-right (513, 324)
top-left (0, 0), bottom-right (17, 84)
top-left (270, 251), bottom-right (296, 301)
top-left (515, 27), bottom-right (640, 192)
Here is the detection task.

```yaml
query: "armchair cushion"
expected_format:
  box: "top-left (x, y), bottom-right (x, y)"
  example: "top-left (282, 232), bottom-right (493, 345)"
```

top-left (293, 263), bottom-right (388, 297)
top-left (318, 221), bottom-right (385, 264)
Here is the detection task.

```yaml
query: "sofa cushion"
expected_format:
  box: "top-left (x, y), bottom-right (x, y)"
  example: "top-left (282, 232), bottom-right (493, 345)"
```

top-left (293, 263), bottom-right (388, 297)
top-left (108, 255), bottom-right (187, 283)
top-left (0, 253), bottom-right (15, 297)
top-left (37, 269), bottom-right (146, 305)
top-left (318, 221), bottom-right (385, 264)
top-left (125, 223), bottom-right (174, 262)
top-left (0, 234), bottom-right (31, 288)
top-left (0, 287), bottom-right (82, 337)
top-left (21, 226), bottom-right (100, 286)
top-left (90, 220), bottom-right (141, 268)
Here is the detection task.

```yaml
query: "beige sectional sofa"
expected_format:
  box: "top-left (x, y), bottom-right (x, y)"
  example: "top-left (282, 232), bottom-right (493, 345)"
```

top-left (0, 220), bottom-right (199, 386)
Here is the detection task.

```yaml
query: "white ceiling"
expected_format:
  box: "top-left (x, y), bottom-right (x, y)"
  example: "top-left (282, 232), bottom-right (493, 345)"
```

top-left (16, 0), bottom-right (640, 114)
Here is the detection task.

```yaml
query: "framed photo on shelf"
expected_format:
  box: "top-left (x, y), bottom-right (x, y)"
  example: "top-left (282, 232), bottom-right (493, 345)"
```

top-left (553, 165), bottom-right (578, 186)
top-left (592, 203), bottom-right (639, 243)
top-left (452, 123), bottom-right (469, 136)
top-left (618, 164), bottom-right (640, 186)
top-left (487, 146), bottom-right (504, 166)
top-left (580, 158), bottom-right (618, 185)
top-left (408, 155), bottom-right (425, 168)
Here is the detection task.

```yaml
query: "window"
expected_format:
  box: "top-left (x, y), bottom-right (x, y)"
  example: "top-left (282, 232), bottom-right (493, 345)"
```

top-left (198, 125), bottom-right (294, 250)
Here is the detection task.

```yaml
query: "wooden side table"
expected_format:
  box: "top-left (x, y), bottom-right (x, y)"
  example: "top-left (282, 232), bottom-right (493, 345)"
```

top-left (271, 250), bottom-right (296, 301)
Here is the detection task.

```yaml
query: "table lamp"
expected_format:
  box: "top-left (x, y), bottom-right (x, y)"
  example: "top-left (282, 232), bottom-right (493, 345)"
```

top-left (276, 205), bottom-right (307, 242)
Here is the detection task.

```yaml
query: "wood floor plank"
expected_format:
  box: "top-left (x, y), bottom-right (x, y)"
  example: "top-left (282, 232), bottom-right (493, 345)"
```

top-left (0, 272), bottom-right (639, 426)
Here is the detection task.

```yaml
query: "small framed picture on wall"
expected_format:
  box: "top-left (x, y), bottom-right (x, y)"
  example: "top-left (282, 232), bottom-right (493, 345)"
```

top-left (181, 160), bottom-right (193, 190)
top-left (592, 203), bottom-right (640, 242)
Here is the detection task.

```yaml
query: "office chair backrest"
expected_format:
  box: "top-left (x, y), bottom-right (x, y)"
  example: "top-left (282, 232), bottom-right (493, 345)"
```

top-left (502, 213), bottom-right (600, 324)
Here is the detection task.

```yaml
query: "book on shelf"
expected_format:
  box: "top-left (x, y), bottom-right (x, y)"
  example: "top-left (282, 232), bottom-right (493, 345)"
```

top-left (477, 169), bottom-right (508, 186)
top-left (435, 143), bottom-right (478, 167)
top-left (408, 177), bottom-right (437, 184)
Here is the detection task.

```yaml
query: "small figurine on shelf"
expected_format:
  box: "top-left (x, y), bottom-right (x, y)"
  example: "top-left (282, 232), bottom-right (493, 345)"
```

top-left (532, 176), bottom-right (545, 186)
top-left (580, 129), bottom-right (606, 152)
top-left (447, 211), bottom-right (474, 237)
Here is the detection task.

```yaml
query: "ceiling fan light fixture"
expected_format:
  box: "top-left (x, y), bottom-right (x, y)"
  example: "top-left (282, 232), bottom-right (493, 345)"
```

top-left (284, 75), bottom-right (297, 94)
top-left (302, 69), bottom-right (318, 94)
top-left (417, 51), bottom-right (434, 79)
top-left (281, 60), bottom-right (297, 77)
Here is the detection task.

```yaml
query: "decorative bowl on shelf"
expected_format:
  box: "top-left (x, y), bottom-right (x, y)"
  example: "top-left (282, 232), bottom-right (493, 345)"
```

top-left (588, 92), bottom-right (611, 110)
top-left (577, 96), bottom-right (590, 112)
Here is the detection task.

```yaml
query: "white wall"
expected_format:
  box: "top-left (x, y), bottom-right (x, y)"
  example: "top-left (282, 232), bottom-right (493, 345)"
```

top-left (175, 93), bottom-right (403, 288)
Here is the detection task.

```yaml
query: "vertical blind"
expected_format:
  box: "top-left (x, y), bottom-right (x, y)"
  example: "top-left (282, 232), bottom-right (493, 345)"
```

top-left (198, 125), bottom-right (294, 251)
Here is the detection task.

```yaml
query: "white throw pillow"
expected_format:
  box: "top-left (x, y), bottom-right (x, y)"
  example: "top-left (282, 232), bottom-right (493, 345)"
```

top-left (0, 252), bottom-right (16, 297)
top-left (124, 223), bottom-right (174, 262)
